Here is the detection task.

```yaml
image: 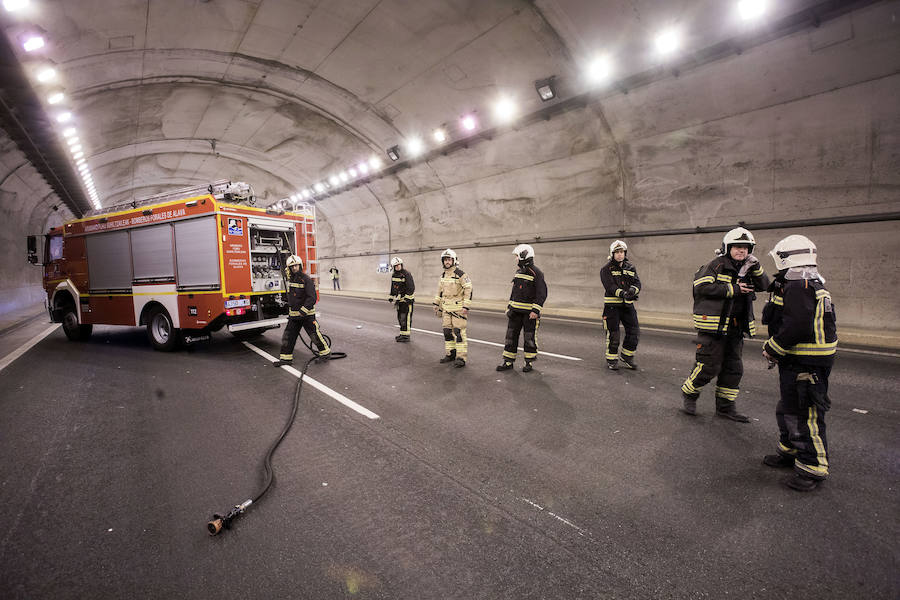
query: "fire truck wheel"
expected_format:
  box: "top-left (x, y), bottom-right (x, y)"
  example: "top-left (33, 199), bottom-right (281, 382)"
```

top-left (147, 307), bottom-right (179, 351)
top-left (61, 307), bottom-right (93, 341)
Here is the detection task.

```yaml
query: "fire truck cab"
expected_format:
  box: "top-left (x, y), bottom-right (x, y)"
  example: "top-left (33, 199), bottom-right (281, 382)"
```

top-left (31, 181), bottom-right (318, 351)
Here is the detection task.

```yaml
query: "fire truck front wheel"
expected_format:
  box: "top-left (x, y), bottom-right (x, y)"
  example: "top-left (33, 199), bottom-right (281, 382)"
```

top-left (147, 307), bottom-right (179, 352)
top-left (61, 307), bottom-right (93, 341)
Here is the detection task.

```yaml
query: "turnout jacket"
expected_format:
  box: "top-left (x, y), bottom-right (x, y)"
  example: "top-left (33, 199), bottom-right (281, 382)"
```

top-left (692, 255), bottom-right (768, 337)
top-left (284, 268), bottom-right (317, 318)
top-left (389, 268), bottom-right (416, 302)
top-left (433, 266), bottom-right (473, 313)
top-left (507, 263), bottom-right (548, 316)
top-left (762, 271), bottom-right (837, 367)
top-left (600, 259), bottom-right (641, 306)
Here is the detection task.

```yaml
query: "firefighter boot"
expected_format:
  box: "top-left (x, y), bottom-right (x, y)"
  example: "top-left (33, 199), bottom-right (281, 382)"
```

top-left (273, 359), bottom-right (293, 367)
top-left (620, 356), bottom-right (638, 370)
top-left (395, 335), bottom-right (410, 343)
top-left (439, 350), bottom-right (457, 364)
top-left (785, 473), bottom-right (819, 492)
top-left (522, 361), bottom-right (534, 373)
top-left (763, 454), bottom-right (795, 468)
top-left (496, 361), bottom-right (514, 371)
top-left (681, 392), bottom-right (698, 416)
top-left (607, 359), bottom-right (619, 371)
top-left (715, 398), bottom-right (750, 423)
top-left (454, 358), bottom-right (466, 368)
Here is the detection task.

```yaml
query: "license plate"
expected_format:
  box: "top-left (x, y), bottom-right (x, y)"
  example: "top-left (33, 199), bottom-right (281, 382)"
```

top-left (225, 298), bottom-right (250, 309)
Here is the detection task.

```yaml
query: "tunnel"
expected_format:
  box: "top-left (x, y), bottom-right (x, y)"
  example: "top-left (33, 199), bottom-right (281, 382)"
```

top-left (0, 1), bottom-right (898, 598)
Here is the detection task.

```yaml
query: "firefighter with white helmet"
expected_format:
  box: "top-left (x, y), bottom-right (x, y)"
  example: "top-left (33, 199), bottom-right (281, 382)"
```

top-left (273, 254), bottom-right (330, 366)
top-left (760, 234), bottom-right (837, 491)
top-left (433, 248), bottom-right (473, 367)
top-left (680, 226), bottom-right (769, 421)
top-left (388, 256), bottom-right (416, 342)
top-left (497, 244), bottom-right (548, 373)
top-left (600, 240), bottom-right (641, 370)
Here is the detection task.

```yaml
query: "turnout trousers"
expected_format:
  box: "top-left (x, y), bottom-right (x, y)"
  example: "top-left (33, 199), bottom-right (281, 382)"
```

top-left (279, 316), bottom-right (330, 361)
top-left (396, 301), bottom-right (414, 336)
top-left (501, 311), bottom-right (539, 364)
top-left (775, 364), bottom-right (831, 480)
top-left (603, 304), bottom-right (639, 361)
top-left (681, 330), bottom-right (744, 409)
top-left (441, 310), bottom-right (468, 360)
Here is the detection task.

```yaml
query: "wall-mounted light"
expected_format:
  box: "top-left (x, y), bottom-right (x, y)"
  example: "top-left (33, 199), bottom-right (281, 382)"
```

top-left (386, 145), bottom-right (400, 161)
top-left (534, 76), bottom-right (557, 101)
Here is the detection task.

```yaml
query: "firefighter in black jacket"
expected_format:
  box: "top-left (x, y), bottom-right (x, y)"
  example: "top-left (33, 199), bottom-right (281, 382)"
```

top-left (600, 240), bottom-right (641, 370)
top-left (761, 235), bottom-right (837, 491)
top-left (388, 256), bottom-right (415, 342)
top-left (273, 254), bottom-right (330, 366)
top-left (681, 227), bottom-right (769, 421)
top-left (497, 244), bottom-right (548, 373)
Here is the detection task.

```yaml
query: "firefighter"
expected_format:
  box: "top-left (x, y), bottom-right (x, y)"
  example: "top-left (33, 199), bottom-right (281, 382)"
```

top-left (761, 235), bottom-right (837, 491)
top-left (497, 244), bottom-right (548, 373)
top-left (600, 240), bottom-right (641, 370)
top-left (680, 227), bottom-right (769, 421)
top-left (433, 248), bottom-right (472, 367)
top-left (273, 255), bottom-right (330, 366)
top-left (388, 256), bottom-right (415, 342)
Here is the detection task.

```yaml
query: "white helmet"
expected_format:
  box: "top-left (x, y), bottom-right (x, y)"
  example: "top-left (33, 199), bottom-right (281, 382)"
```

top-left (770, 234), bottom-right (817, 271)
top-left (390, 256), bottom-right (403, 267)
top-left (512, 244), bottom-right (534, 261)
top-left (609, 240), bottom-right (627, 259)
top-left (440, 248), bottom-right (457, 266)
top-left (723, 227), bottom-right (756, 253)
top-left (286, 254), bottom-right (303, 269)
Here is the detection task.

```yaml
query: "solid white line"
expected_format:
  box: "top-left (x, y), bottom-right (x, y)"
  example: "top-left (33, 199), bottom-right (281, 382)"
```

top-left (242, 342), bottom-right (380, 420)
top-left (405, 326), bottom-right (583, 361)
top-left (0, 324), bottom-right (60, 374)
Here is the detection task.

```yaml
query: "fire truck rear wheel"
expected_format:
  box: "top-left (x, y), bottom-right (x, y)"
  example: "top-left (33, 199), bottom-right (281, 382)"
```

top-left (61, 307), bottom-right (93, 341)
top-left (147, 307), bottom-right (179, 351)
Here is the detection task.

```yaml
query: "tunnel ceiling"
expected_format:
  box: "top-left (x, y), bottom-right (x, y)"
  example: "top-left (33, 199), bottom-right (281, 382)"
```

top-left (1, 0), bottom-right (844, 211)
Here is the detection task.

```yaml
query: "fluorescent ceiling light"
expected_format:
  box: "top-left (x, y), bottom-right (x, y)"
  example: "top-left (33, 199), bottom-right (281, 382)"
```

top-left (433, 128), bottom-right (447, 143)
top-left (493, 97), bottom-right (517, 123)
top-left (737, 0), bottom-right (768, 21)
top-left (36, 67), bottom-right (56, 83)
top-left (460, 114), bottom-right (477, 131)
top-left (655, 29), bottom-right (680, 55)
top-left (406, 138), bottom-right (423, 156)
top-left (23, 36), bottom-right (44, 52)
top-left (47, 92), bottom-right (64, 104)
top-left (56, 112), bottom-right (72, 123)
top-left (4, 0), bottom-right (30, 12)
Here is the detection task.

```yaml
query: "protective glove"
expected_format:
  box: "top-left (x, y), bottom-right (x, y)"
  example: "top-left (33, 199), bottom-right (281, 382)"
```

top-left (623, 286), bottom-right (638, 301)
top-left (738, 255), bottom-right (760, 278)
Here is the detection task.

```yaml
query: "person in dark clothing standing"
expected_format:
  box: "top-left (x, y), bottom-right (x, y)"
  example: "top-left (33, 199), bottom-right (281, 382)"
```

top-left (388, 256), bottom-right (415, 342)
top-left (600, 240), bottom-right (641, 371)
top-left (497, 244), bottom-right (548, 373)
top-left (273, 254), bottom-right (330, 366)
top-left (329, 265), bottom-right (341, 290)
top-left (761, 234), bottom-right (837, 492)
top-left (680, 227), bottom-right (769, 421)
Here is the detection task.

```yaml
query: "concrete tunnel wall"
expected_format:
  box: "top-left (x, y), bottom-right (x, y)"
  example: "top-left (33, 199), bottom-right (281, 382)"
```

top-left (314, 5), bottom-right (900, 333)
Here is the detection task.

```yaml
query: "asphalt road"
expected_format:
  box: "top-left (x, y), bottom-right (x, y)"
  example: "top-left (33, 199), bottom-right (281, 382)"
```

top-left (1, 294), bottom-right (897, 599)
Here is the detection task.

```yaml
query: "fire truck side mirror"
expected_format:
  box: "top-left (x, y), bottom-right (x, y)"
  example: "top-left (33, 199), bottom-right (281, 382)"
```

top-left (26, 235), bottom-right (39, 265)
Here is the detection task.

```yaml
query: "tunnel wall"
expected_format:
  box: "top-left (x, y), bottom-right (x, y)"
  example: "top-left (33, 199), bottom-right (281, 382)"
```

top-left (316, 4), bottom-right (900, 333)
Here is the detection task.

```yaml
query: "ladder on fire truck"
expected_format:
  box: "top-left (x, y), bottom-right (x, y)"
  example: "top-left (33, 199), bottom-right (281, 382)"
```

top-left (82, 180), bottom-right (259, 218)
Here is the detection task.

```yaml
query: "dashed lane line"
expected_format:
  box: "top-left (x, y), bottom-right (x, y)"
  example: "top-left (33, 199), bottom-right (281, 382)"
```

top-left (243, 341), bottom-right (380, 420)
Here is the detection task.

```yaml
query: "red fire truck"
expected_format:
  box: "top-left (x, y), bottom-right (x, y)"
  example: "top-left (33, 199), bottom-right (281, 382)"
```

top-left (29, 182), bottom-right (318, 351)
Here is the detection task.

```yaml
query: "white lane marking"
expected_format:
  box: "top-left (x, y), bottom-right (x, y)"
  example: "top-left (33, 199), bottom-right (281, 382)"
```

top-left (242, 342), bottom-right (380, 420)
top-left (519, 497), bottom-right (587, 536)
top-left (0, 324), bottom-right (60, 374)
top-left (404, 327), bottom-right (582, 361)
top-left (852, 408), bottom-right (869, 414)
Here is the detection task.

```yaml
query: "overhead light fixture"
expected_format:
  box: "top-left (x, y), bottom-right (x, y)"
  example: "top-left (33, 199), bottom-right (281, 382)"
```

top-left (22, 35), bottom-right (44, 52)
top-left (493, 96), bottom-right (517, 123)
top-left (72, 151), bottom-right (83, 159)
top-left (460, 114), bottom-right (477, 132)
top-left (357, 162), bottom-right (369, 175)
top-left (348, 167), bottom-right (358, 178)
top-left (339, 171), bottom-right (349, 183)
top-left (62, 127), bottom-right (76, 137)
top-left (406, 137), bottom-right (423, 156)
top-left (69, 144), bottom-right (82, 153)
top-left (534, 76), bottom-right (557, 101)
top-left (586, 55), bottom-right (612, 84)
top-left (737, 0), bottom-right (768, 21)
top-left (313, 182), bottom-right (325, 193)
top-left (433, 128), bottom-right (447, 143)
top-left (655, 28), bottom-right (680, 56)
top-left (328, 175), bottom-right (340, 186)
top-left (301, 189), bottom-right (311, 198)
top-left (3, 0), bottom-right (30, 12)
top-left (386, 145), bottom-right (400, 161)
top-left (368, 156), bottom-right (382, 170)
top-left (56, 112), bottom-right (72, 123)
top-left (47, 92), bottom-right (64, 104)
top-left (36, 67), bottom-right (56, 83)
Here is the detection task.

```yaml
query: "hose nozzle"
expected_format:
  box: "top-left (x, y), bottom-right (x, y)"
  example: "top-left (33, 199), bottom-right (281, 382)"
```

top-left (207, 499), bottom-right (252, 535)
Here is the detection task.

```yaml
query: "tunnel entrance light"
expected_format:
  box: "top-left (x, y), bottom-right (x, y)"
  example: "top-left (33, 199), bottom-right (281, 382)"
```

top-left (737, 0), bottom-right (768, 21)
top-left (386, 145), bottom-right (400, 161)
top-left (655, 29), bottom-right (680, 56)
top-left (534, 77), bottom-right (557, 101)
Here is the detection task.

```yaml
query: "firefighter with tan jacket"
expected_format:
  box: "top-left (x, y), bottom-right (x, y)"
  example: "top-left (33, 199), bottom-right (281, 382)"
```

top-left (433, 248), bottom-right (473, 368)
